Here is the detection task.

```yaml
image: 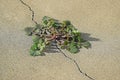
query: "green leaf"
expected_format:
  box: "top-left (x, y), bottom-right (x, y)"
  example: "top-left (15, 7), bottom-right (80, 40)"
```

top-left (63, 20), bottom-right (71, 26)
top-left (73, 32), bottom-right (81, 42)
top-left (48, 19), bottom-right (60, 28)
top-left (37, 39), bottom-right (46, 52)
top-left (52, 23), bottom-right (61, 28)
top-left (69, 46), bottom-right (78, 53)
top-left (42, 16), bottom-right (50, 26)
top-left (42, 16), bottom-right (59, 28)
top-left (34, 51), bottom-right (42, 56)
top-left (64, 41), bottom-right (68, 45)
top-left (32, 35), bottom-right (40, 43)
top-left (30, 39), bottom-right (46, 56)
top-left (30, 50), bottom-right (35, 56)
top-left (43, 20), bottom-right (48, 25)
top-left (30, 50), bottom-right (45, 56)
top-left (31, 43), bottom-right (38, 50)
top-left (38, 42), bottom-right (46, 51)
top-left (82, 42), bottom-right (91, 49)
top-left (68, 41), bottom-right (79, 53)
top-left (42, 16), bottom-right (50, 21)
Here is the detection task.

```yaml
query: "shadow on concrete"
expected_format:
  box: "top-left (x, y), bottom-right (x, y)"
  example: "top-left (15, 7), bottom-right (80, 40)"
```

top-left (45, 45), bottom-right (59, 53)
top-left (81, 32), bottom-right (100, 41)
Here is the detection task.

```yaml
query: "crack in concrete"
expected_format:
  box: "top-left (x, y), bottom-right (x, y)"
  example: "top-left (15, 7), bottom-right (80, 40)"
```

top-left (19, 0), bottom-right (38, 25)
top-left (19, 0), bottom-right (95, 80)
top-left (56, 45), bottom-right (95, 80)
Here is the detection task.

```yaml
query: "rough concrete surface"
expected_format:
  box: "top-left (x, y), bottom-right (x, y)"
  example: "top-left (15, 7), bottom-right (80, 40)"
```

top-left (0, 0), bottom-right (120, 80)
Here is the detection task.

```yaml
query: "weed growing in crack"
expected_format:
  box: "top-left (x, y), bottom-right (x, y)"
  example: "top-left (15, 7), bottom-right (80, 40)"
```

top-left (25, 16), bottom-right (91, 56)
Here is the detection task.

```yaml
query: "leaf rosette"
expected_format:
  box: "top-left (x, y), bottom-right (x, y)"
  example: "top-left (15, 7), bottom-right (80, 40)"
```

top-left (25, 16), bottom-right (91, 56)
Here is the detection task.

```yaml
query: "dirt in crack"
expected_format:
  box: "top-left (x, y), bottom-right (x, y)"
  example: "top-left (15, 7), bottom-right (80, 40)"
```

top-left (19, 0), bottom-right (95, 80)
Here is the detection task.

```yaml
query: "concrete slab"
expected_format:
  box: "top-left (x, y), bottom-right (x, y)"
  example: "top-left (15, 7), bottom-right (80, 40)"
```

top-left (0, 0), bottom-right (120, 80)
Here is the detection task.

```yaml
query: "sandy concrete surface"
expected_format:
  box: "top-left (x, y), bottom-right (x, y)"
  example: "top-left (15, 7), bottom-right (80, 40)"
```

top-left (0, 0), bottom-right (120, 80)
